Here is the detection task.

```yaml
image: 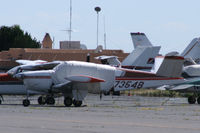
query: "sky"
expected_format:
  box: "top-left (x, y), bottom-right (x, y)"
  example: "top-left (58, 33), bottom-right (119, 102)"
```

top-left (1, 0), bottom-right (200, 54)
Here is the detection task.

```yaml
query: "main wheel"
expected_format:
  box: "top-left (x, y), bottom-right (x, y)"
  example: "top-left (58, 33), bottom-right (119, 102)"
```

top-left (197, 97), bottom-right (200, 104)
top-left (0, 99), bottom-right (1, 104)
top-left (73, 100), bottom-right (82, 107)
top-left (188, 96), bottom-right (196, 104)
top-left (38, 96), bottom-right (46, 105)
top-left (46, 97), bottom-right (55, 105)
top-left (23, 99), bottom-right (30, 107)
top-left (64, 97), bottom-right (72, 107)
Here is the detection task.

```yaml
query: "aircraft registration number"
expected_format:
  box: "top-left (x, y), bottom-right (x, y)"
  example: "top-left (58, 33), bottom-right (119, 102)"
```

top-left (114, 80), bottom-right (144, 90)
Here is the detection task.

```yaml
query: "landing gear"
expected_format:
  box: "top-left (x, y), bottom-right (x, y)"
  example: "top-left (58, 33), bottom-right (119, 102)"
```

top-left (23, 99), bottom-right (30, 107)
top-left (188, 96), bottom-right (196, 104)
top-left (64, 97), bottom-right (72, 107)
top-left (73, 100), bottom-right (82, 107)
top-left (197, 97), bottom-right (200, 104)
top-left (38, 96), bottom-right (46, 105)
top-left (0, 95), bottom-right (3, 104)
top-left (46, 97), bottom-right (55, 105)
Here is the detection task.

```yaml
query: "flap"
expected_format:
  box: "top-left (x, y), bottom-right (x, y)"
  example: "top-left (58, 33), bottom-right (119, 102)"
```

top-left (65, 75), bottom-right (105, 83)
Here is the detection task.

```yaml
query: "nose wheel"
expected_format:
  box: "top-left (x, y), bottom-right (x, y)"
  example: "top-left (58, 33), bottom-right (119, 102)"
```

top-left (64, 97), bottom-right (73, 107)
top-left (23, 99), bottom-right (30, 107)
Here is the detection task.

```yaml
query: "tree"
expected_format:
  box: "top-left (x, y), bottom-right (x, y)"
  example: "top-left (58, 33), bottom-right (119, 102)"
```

top-left (0, 25), bottom-right (41, 51)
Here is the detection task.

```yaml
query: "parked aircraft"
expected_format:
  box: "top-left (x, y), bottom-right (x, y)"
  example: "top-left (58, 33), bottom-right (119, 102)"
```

top-left (0, 60), bottom-right (61, 104)
top-left (15, 55), bottom-right (185, 107)
top-left (96, 32), bottom-right (160, 70)
top-left (159, 38), bottom-right (200, 104)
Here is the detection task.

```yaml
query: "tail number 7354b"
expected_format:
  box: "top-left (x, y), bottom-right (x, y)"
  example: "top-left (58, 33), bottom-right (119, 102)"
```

top-left (114, 80), bottom-right (144, 91)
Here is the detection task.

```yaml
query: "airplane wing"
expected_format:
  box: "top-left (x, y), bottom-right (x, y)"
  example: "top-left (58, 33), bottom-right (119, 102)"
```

top-left (16, 59), bottom-right (47, 65)
top-left (20, 61), bottom-right (62, 70)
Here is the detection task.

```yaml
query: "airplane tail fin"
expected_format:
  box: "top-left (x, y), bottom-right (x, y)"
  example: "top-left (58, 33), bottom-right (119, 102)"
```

top-left (181, 38), bottom-right (200, 62)
top-left (153, 56), bottom-right (184, 77)
top-left (130, 32), bottom-right (153, 48)
top-left (121, 46), bottom-right (160, 70)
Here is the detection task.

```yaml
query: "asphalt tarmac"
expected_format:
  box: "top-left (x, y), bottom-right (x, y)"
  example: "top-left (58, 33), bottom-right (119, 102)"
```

top-left (0, 94), bottom-right (200, 133)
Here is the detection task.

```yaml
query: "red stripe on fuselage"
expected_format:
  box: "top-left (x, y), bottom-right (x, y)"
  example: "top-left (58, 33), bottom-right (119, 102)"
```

top-left (116, 77), bottom-right (184, 80)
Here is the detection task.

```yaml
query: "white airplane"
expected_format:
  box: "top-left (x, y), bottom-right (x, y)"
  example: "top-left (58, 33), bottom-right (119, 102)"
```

top-left (158, 38), bottom-right (200, 104)
top-left (96, 32), bottom-right (160, 70)
top-left (0, 60), bottom-right (61, 104)
top-left (15, 55), bottom-right (185, 107)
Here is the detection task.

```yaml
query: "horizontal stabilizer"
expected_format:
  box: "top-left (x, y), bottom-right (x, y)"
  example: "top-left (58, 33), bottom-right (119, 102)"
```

top-left (65, 75), bottom-right (105, 83)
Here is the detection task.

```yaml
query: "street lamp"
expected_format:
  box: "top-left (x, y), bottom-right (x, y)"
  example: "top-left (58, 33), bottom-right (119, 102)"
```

top-left (94, 7), bottom-right (101, 48)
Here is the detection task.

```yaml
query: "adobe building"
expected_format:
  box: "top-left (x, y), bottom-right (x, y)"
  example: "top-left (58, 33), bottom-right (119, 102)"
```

top-left (0, 33), bottom-right (129, 71)
top-left (0, 48), bottom-right (129, 71)
top-left (42, 33), bottom-right (52, 49)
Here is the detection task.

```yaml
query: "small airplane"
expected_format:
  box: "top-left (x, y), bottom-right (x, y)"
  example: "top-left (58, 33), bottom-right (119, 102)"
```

top-left (157, 37), bottom-right (200, 104)
top-left (96, 32), bottom-right (161, 70)
top-left (15, 55), bottom-right (185, 107)
top-left (0, 60), bottom-right (61, 104)
top-left (129, 33), bottom-right (200, 105)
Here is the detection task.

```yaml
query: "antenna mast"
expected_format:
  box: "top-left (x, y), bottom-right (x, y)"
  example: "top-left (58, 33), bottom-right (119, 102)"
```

top-left (69, 0), bottom-right (72, 42)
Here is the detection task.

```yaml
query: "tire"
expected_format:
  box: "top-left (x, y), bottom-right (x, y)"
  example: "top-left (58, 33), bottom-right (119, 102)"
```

top-left (197, 97), bottom-right (200, 104)
top-left (0, 99), bottom-right (1, 105)
top-left (46, 97), bottom-right (55, 105)
top-left (188, 96), bottom-right (196, 104)
top-left (38, 96), bottom-right (46, 105)
top-left (73, 100), bottom-right (82, 107)
top-left (23, 99), bottom-right (30, 107)
top-left (64, 97), bottom-right (72, 107)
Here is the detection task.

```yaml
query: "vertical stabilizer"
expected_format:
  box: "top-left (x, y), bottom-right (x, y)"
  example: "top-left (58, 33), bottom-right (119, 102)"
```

top-left (122, 46), bottom-right (160, 69)
top-left (130, 32), bottom-right (152, 48)
top-left (154, 56), bottom-right (184, 77)
top-left (181, 38), bottom-right (200, 63)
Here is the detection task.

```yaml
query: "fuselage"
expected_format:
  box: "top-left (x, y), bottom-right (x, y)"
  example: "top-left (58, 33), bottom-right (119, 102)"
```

top-left (17, 61), bottom-right (186, 93)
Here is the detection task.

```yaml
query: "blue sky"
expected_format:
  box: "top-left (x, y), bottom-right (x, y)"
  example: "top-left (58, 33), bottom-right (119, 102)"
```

top-left (1, 0), bottom-right (200, 54)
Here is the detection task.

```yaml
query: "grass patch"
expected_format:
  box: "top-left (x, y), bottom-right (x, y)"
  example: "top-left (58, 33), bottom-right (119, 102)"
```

top-left (123, 89), bottom-right (194, 97)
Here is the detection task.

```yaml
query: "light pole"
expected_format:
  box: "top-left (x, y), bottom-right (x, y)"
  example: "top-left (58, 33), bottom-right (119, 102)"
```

top-left (94, 7), bottom-right (101, 48)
